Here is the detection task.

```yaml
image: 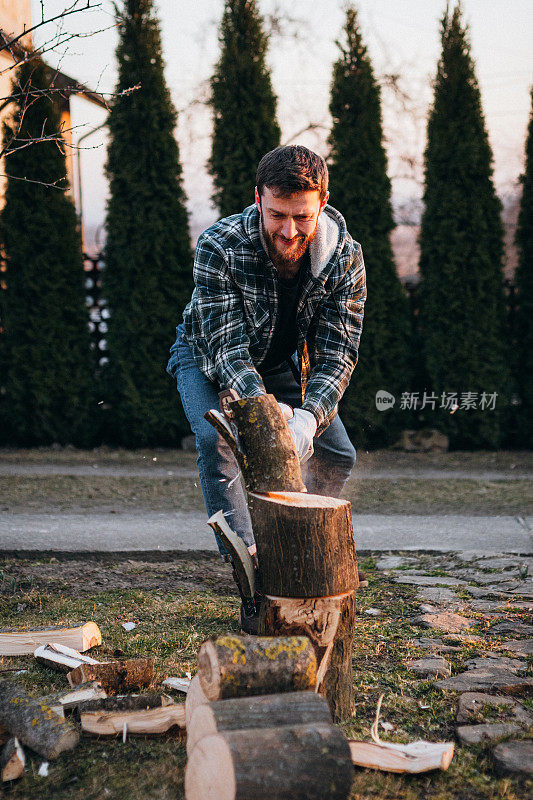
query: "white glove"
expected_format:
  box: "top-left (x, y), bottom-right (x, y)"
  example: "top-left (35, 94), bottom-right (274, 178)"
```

top-left (287, 408), bottom-right (317, 463)
top-left (278, 402), bottom-right (294, 422)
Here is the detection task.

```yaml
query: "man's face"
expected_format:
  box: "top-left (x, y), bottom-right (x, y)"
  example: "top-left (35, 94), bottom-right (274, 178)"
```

top-left (255, 186), bottom-right (329, 269)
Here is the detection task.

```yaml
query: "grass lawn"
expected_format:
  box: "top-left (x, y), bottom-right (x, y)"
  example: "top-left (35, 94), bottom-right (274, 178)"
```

top-left (0, 554), bottom-right (530, 799)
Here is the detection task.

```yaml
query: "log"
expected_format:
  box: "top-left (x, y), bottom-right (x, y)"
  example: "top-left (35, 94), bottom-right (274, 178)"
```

top-left (0, 680), bottom-right (79, 759)
top-left (205, 394), bottom-right (305, 493)
top-left (186, 690), bottom-right (331, 755)
top-left (1, 737), bottom-right (25, 782)
top-left (248, 491), bottom-right (358, 597)
top-left (0, 622), bottom-right (102, 656)
top-left (186, 675), bottom-right (209, 729)
top-left (77, 693), bottom-right (173, 713)
top-left (185, 723), bottom-right (353, 800)
top-left (67, 658), bottom-right (154, 692)
top-left (34, 642), bottom-right (101, 672)
top-left (43, 682), bottom-right (107, 713)
top-left (197, 636), bottom-right (317, 701)
top-left (81, 704), bottom-right (186, 736)
top-left (260, 592), bottom-right (357, 722)
top-left (349, 739), bottom-right (454, 774)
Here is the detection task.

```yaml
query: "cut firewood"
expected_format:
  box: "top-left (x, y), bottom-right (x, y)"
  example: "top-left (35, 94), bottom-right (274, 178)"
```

top-left (349, 740), bottom-right (455, 774)
top-left (186, 675), bottom-right (208, 729)
top-left (1, 737), bottom-right (25, 782)
top-left (205, 394), bottom-right (305, 493)
top-left (43, 682), bottom-right (107, 715)
top-left (261, 592), bottom-right (356, 722)
top-left (185, 723), bottom-right (353, 800)
top-left (0, 622), bottom-right (102, 656)
top-left (67, 658), bottom-right (154, 692)
top-left (248, 492), bottom-right (358, 597)
top-left (81, 704), bottom-right (186, 736)
top-left (163, 677), bottom-right (191, 694)
top-left (186, 690), bottom-right (331, 755)
top-left (197, 636), bottom-right (317, 701)
top-left (78, 693), bottom-right (173, 713)
top-left (0, 680), bottom-right (79, 759)
top-left (208, 511), bottom-right (256, 599)
top-left (34, 642), bottom-right (101, 672)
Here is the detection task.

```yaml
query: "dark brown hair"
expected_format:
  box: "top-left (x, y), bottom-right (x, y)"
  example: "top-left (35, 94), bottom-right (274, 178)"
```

top-left (256, 145), bottom-right (329, 201)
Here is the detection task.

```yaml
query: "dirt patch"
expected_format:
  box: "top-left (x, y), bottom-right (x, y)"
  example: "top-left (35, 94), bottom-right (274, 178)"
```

top-left (0, 551), bottom-right (236, 598)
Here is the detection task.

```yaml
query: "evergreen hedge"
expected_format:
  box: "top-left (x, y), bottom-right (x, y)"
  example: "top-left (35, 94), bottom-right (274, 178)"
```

top-left (327, 7), bottom-right (412, 448)
top-left (418, 6), bottom-right (509, 449)
top-left (513, 88), bottom-right (533, 447)
top-left (103, 0), bottom-right (193, 447)
top-left (0, 58), bottom-right (93, 446)
top-left (209, 0), bottom-right (280, 217)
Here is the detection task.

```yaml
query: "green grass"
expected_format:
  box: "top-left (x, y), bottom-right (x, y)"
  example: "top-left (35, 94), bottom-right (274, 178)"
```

top-left (0, 555), bottom-right (531, 799)
top-left (1, 475), bottom-right (531, 515)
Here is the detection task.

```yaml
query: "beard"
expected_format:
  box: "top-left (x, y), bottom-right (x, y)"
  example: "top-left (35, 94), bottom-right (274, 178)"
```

top-left (260, 212), bottom-right (318, 275)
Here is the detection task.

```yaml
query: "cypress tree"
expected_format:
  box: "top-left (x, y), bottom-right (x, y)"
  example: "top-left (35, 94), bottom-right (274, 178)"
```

top-left (103, 0), bottom-right (193, 447)
top-left (513, 88), bottom-right (533, 447)
top-left (327, 7), bottom-right (412, 448)
top-left (0, 58), bottom-right (93, 446)
top-left (209, 0), bottom-right (281, 217)
top-left (418, 5), bottom-right (508, 449)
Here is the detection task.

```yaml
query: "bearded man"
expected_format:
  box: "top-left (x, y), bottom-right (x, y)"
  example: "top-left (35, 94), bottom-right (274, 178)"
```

top-left (167, 145), bottom-right (366, 632)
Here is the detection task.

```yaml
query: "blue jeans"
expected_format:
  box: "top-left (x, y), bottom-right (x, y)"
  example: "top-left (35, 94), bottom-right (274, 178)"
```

top-left (173, 325), bottom-right (357, 557)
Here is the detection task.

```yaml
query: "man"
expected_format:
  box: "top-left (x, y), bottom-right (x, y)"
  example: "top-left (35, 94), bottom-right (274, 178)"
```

top-left (167, 145), bottom-right (366, 631)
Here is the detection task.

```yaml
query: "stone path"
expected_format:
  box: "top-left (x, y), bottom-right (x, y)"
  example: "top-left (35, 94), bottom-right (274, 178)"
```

top-left (376, 551), bottom-right (533, 776)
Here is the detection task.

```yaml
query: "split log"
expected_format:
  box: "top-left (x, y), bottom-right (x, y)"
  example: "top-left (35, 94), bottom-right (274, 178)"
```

top-left (186, 675), bottom-right (209, 729)
top-left (261, 592), bottom-right (356, 722)
top-left (81, 704), bottom-right (186, 736)
top-left (197, 636), bottom-right (317, 701)
top-left (43, 682), bottom-right (107, 715)
top-left (0, 680), bottom-right (79, 759)
top-left (349, 739), bottom-right (454, 774)
top-left (205, 394), bottom-right (305, 493)
top-left (186, 690), bottom-right (331, 755)
top-left (0, 622), bottom-right (102, 656)
top-left (77, 693), bottom-right (173, 713)
top-left (185, 723), bottom-right (353, 800)
top-left (34, 642), bottom-right (100, 672)
top-left (248, 492), bottom-right (357, 597)
top-left (67, 658), bottom-right (154, 693)
top-left (1, 737), bottom-right (25, 782)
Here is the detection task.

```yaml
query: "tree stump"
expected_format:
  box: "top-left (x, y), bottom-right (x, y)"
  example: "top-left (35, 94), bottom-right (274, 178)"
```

top-left (185, 723), bottom-right (353, 800)
top-left (206, 397), bottom-right (359, 721)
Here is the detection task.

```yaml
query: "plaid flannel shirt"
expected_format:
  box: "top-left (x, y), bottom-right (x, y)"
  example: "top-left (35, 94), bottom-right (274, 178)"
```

top-left (167, 203), bottom-right (366, 434)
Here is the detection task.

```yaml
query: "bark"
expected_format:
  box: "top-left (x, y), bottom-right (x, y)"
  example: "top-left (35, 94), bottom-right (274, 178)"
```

top-left (248, 491), bottom-right (358, 597)
top-left (186, 690), bottom-right (331, 755)
top-left (0, 680), bottom-right (79, 759)
top-left (197, 635), bottom-right (317, 701)
top-left (76, 693), bottom-right (173, 713)
top-left (67, 658), bottom-right (154, 693)
top-left (260, 592), bottom-right (356, 722)
top-left (1, 737), bottom-right (25, 782)
top-left (185, 723), bottom-right (353, 800)
top-left (205, 395), bottom-right (305, 493)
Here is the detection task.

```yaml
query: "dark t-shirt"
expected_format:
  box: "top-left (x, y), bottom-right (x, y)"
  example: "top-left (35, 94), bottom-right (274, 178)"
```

top-left (259, 253), bottom-right (309, 373)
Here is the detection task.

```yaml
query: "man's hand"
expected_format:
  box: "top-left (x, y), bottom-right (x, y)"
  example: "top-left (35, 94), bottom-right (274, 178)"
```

top-left (277, 402), bottom-right (294, 422)
top-left (287, 408), bottom-right (317, 463)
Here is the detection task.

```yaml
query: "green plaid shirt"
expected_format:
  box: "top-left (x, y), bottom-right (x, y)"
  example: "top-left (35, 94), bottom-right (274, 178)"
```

top-left (167, 203), bottom-right (366, 433)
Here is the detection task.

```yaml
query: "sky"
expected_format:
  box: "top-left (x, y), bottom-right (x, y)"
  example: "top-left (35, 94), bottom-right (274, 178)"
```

top-left (30, 0), bottom-right (533, 248)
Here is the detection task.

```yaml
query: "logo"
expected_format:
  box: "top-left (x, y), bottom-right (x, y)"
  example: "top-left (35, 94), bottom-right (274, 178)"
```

top-left (375, 390), bottom-right (395, 411)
